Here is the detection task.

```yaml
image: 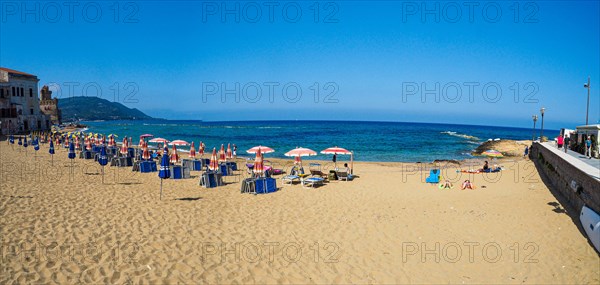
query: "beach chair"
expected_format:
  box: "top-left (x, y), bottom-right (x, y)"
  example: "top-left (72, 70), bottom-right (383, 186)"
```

top-left (302, 177), bottom-right (325, 188)
top-left (425, 169), bottom-right (440, 183)
top-left (336, 171), bottom-right (351, 181)
top-left (282, 175), bottom-right (300, 185)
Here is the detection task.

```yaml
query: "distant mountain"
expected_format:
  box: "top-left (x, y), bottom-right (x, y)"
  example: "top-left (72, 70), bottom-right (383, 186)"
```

top-left (58, 96), bottom-right (154, 121)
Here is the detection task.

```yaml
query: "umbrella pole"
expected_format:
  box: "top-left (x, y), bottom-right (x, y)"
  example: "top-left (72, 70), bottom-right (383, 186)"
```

top-left (160, 179), bottom-right (163, 200)
top-left (51, 154), bottom-right (53, 166)
top-left (351, 151), bottom-right (354, 174)
top-left (101, 166), bottom-right (104, 184)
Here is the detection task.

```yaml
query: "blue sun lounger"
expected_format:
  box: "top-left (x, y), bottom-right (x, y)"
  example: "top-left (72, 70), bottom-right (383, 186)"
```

top-left (425, 169), bottom-right (440, 183)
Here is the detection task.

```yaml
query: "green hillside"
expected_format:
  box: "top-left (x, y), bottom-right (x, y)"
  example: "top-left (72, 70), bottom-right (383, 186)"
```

top-left (58, 96), bottom-right (154, 121)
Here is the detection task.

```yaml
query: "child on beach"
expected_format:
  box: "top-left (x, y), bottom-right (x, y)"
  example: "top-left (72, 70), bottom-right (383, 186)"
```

top-left (441, 180), bottom-right (453, 189)
top-left (461, 180), bottom-right (475, 190)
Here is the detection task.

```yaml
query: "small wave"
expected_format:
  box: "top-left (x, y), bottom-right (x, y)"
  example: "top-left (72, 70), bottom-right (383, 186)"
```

top-left (441, 131), bottom-right (479, 141)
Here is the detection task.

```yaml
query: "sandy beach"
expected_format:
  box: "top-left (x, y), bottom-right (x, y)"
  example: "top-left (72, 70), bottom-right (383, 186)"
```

top-left (1, 142), bottom-right (598, 284)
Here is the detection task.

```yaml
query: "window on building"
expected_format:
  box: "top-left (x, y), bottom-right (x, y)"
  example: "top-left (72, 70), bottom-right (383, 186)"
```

top-left (21, 88), bottom-right (24, 97)
top-left (12, 87), bottom-right (15, 96)
top-left (29, 88), bottom-right (33, 97)
top-left (30, 108), bottom-right (33, 115)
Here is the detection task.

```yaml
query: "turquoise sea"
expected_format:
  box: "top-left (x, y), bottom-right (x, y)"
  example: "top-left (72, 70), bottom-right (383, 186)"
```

top-left (81, 120), bottom-right (558, 162)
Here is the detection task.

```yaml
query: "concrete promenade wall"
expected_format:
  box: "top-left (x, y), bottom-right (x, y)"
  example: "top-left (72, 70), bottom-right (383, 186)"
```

top-left (530, 142), bottom-right (600, 214)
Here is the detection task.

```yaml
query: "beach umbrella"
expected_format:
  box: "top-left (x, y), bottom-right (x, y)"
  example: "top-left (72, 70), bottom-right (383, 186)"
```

top-left (23, 136), bottom-right (28, 156)
top-left (18, 137), bottom-right (22, 146)
top-left (285, 147), bottom-right (317, 167)
top-left (149, 137), bottom-right (169, 144)
top-left (49, 140), bottom-right (55, 165)
top-left (138, 138), bottom-right (145, 149)
top-left (170, 144), bottom-right (179, 164)
top-left (253, 148), bottom-right (264, 176)
top-left (158, 145), bottom-right (171, 200)
top-left (321, 146), bottom-right (352, 169)
top-left (101, 135), bottom-right (106, 146)
top-left (75, 136), bottom-right (80, 150)
top-left (218, 144), bottom-right (226, 163)
top-left (33, 137), bottom-right (39, 152)
top-left (68, 141), bottom-right (76, 159)
top-left (168, 140), bottom-right (189, 146)
top-left (208, 148), bottom-right (218, 171)
top-left (98, 145), bottom-right (108, 183)
top-left (9, 135), bottom-right (14, 150)
top-left (199, 141), bottom-right (205, 157)
top-left (120, 138), bottom-right (128, 156)
top-left (482, 149), bottom-right (504, 158)
top-left (247, 145), bottom-right (274, 154)
top-left (189, 142), bottom-right (196, 158)
top-left (226, 143), bottom-right (233, 160)
top-left (142, 141), bottom-right (151, 160)
top-left (85, 137), bottom-right (92, 151)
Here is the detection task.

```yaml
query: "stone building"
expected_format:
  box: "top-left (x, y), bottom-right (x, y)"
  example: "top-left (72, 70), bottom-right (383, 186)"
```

top-left (40, 85), bottom-right (62, 125)
top-left (0, 67), bottom-right (52, 135)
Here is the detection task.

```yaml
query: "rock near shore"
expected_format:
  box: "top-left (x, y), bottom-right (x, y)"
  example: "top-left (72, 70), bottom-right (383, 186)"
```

top-left (473, 140), bottom-right (532, 157)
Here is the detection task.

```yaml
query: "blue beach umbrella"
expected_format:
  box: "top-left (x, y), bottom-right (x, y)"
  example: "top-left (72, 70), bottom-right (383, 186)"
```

top-left (23, 136), bottom-right (28, 156)
top-left (34, 138), bottom-right (39, 151)
top-left (68, 141), bottom-right (76, 159)
top-left (18, 137), bottom-right (22, 146)
top-left (9, 135), bottom-right (14, 144)
top-left (158, 145), bottom-right (171, 200)
top-left (98, 146), bottom-right (108, 183)
top-left (49, 140), bottom-right (55, 165)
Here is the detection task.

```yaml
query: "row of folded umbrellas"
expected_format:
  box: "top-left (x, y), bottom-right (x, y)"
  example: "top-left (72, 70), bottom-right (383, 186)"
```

top-left (10, 133), bottom-right (354, 173)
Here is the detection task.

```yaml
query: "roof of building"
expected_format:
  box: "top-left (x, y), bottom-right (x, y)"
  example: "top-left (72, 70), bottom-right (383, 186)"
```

top-left (0, 67), bottom-right (36, 77)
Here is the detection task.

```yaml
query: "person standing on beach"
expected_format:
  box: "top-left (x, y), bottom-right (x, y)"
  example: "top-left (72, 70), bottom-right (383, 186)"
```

top-left (233, 144), bottom-right (237, 158)
top-left (564, 135), bottom-right (570, 153)
top-left (524, 146), bottom-right (529, 158)
top-left (585, 136), bottom-right (592, 159)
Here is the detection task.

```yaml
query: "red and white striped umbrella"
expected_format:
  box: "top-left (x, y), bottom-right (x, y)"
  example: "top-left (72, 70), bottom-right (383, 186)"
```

top-left (108, 136), bottom-right (115, 147)
top-left (149, 137), bottom-right (169, 144)
top-left (320, 146), bottom-right (351, 155)
top-left (189, 141), bottom-right (196, 158)
top-left (226, 143), bottom-right (233, 160)
top-left (218, 144), bottom-right (226, 162)
top-left (120, 138), bottom-right (129, 155)
top-left (247, 145), bottom-right (274, 154)
top-left (138, 138), bottom-right (145, 149)
top-left (169, 140), bottom-right (189, 146)
top-left (285, 147), bottom-right (316, 166)
top-left (199, 141), bottom-right (205, 156)
top-left (170, 144), bottom-right (179, 164)
top-left (142, 141), bottom-right (151, 160)
top-left (253, 148), bottom-right (264, 175)
top-left (209, 147), bottom-right (219, 171)
top-left (85, 137), bottom-right (92, 150)
top-left (101, 135), bottom-right (106, 146)
top-left (75, 136), bottom-right (81, 150)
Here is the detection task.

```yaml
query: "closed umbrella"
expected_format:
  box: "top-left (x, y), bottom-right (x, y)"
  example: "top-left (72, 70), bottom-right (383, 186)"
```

top-left (75, 136), bottom-right (80, 150)
top-left (253, 148), bottom-right (264, 176)
top-left (18, 137), bottom-right (22, 146)
top-left (120, 138), bottom-right (128, 156)
top-left (199, 141), bottom-right (205, 157)
top-left (85, 137), bottom-right (92, 151)
top-left (170, 144), bottom-right (179, 164)
top-left (208, 148), bottom-right (218, 171)
top-left (226, 143), bottom-right (233, 160)
top-left (189, 142), bottom-right (196, 158)
top-left (142, 141), bottom-right (151, 160)
top-left (158, 145), bottom-right (171, 200)
top-left (33, 137), bottom-right (39, 159)
top-left (98, 145), bottom-right (108, 183)
top-left (219, 144), bottom-right (226, 163)
top-left (9, 135), bottom-right (14, 150)
top-left (68, 141), bottom-right (76, 176)
top-left (49, 140), bottom-right (55, 165)
top-left (23, 136), bottom-right (28, 156)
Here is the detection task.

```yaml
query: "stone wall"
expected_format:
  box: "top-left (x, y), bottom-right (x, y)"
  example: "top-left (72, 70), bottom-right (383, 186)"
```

top-left (530, 142), bottom-right (600, 214)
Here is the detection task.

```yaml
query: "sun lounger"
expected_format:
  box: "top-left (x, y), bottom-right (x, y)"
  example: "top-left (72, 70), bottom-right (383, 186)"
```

top-left (282, 175), bottom-right (300, 184)
top-left (302, 177), bottom-right (325, 188)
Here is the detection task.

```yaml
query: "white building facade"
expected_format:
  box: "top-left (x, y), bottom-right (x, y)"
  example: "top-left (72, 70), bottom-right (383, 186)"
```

top-left (0, 67), bottom-right (51, 135)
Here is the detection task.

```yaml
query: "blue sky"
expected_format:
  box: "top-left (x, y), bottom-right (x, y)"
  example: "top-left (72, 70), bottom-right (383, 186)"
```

top-left (1, 1), bottom-right (598, 129)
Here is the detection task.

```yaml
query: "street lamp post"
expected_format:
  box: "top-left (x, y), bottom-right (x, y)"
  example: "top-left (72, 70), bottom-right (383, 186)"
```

top-left (540, 107), bottom-right (546, 141)
top-left (532, 115), bottom-right (538, 141)
top-left (584, 76), bottom-right (591, 125)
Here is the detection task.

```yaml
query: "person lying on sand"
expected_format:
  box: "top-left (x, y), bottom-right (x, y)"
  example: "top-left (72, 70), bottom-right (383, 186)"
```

top-left (461, 180), bottom-right (475, 190)
top-left (440, 180), bottom-right (453, 189)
